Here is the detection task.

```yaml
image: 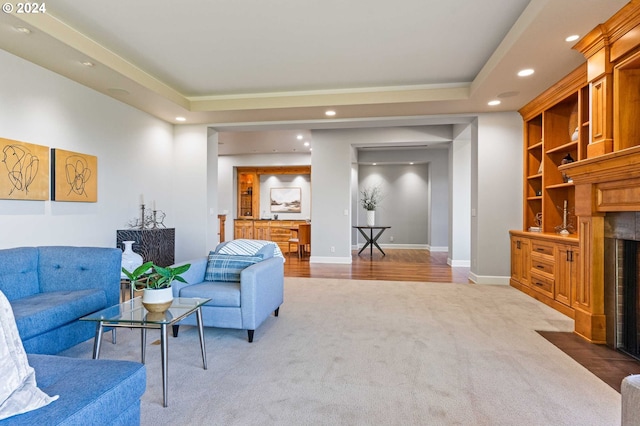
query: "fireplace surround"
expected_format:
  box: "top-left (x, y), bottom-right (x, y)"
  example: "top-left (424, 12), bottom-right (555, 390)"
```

top-left (561, 146), bottom-right (640, 343)
top-left (604, 213), bottom-right (640, 359)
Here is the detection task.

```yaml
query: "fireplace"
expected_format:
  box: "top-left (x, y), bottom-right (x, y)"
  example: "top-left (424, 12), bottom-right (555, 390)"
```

top-left (604, 212), bottom-right (640, 359)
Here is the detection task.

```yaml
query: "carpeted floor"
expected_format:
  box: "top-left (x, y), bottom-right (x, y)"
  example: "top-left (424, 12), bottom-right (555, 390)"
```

top-left (61, 278), bottom-right (621, 425)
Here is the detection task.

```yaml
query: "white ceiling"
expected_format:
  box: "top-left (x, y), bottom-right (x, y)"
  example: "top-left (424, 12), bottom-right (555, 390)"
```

top-left (0, 0), bottom-right (628, 154)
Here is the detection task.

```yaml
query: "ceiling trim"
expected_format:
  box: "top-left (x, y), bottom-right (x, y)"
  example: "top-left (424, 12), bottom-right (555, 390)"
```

top-left (13, 12), bottom-right (190, 109)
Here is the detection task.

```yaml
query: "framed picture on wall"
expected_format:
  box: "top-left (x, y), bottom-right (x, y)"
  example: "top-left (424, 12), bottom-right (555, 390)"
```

top-left (270, 187), bottom-right (301, 213)
top-left (51, 148), bottom-right (98, 202)
top-left (0, 137), bottom-right (49, 200)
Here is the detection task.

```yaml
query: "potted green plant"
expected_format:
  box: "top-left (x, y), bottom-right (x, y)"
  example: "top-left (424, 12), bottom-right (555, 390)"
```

top-left (122, 262), bottom-right (190, 312)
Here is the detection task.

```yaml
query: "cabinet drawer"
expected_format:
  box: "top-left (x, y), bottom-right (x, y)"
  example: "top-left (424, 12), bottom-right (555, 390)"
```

top-left (530, 257), bottom-right (554, 275)
top-left (530, 272), bottom-right (554, 296)
top-left (531, 241), bottom-right (554, 257)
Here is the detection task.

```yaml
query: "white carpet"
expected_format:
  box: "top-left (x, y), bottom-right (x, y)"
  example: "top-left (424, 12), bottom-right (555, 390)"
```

top-left (61, 278), bottom-right (620, 425)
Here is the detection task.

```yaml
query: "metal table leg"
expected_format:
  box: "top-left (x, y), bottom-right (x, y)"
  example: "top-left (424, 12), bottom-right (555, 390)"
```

top-left (161, 323), bottom-right (169, 407)
top-left (196, 307), bottom-right (207, 370)
top-left (92, 321), bottom-right (104, 359)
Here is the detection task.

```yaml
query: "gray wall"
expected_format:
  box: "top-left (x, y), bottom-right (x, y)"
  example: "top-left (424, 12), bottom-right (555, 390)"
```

top-left (356, 149), bottom-right (450, 250)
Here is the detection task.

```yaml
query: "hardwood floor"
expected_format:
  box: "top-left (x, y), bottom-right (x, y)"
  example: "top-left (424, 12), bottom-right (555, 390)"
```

top-left (283, 248), bottom-right (471, 283)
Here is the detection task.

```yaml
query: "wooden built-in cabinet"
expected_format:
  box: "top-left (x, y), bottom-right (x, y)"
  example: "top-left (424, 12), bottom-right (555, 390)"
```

top-left (510, 232), bottom-right (579, 319)
top-left (512, 1), bottom-right (640, 343)
top-left (237, 169), bottom-right (259, 219)
top-left (234, 219), bottom-right (307, 254)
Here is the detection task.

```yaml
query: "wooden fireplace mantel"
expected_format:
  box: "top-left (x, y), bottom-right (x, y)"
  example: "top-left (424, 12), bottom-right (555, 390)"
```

top-left (562, 145), bottom-right (640, 215)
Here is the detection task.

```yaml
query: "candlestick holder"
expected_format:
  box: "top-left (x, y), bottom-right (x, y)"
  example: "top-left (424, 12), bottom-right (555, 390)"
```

top-left (555, 200), bottom-right (574, 235)
top-left (152, 210), bottom-right (157, 229)
top-left (140, 204), bottom-right (146, 230)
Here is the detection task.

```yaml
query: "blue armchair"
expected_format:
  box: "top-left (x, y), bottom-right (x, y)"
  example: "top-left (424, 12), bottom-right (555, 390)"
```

top-left (170, 244), bottom-right (284, 342)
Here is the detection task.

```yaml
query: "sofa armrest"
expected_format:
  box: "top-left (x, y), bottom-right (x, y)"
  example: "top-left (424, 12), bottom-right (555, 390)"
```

top-left (239, 257), bottom-right (284, 329)
top-left (170, 257), bottom-right (207, 297)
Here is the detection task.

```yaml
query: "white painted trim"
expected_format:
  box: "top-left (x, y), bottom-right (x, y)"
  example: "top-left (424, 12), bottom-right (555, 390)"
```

top-left (448, 258), bottom-right (471, 267)
top-left (468, 273), bottom-right (510, 285)
top-left (377, 244), bottom-right (429, 250)
top-left (426, 245), bottom-right (448, 252)
top-left (310, 256), bottom-right (352, 264)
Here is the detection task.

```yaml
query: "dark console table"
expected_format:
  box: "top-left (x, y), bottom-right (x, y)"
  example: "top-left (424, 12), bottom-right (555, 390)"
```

top-left (116, 228), bottom-right (175, 267)
top-left (353, 226), bottom-right (391, 258)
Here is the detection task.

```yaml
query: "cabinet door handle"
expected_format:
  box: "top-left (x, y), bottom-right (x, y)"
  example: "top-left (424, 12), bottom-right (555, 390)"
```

top-left (536, 264), bottom-right (545, 269)
top-left (536, 248), bottom-right (545, 252)
top-left (516, 241), bottom-right (521, 249)
top-left (534, 281), bottom-right (544, 287)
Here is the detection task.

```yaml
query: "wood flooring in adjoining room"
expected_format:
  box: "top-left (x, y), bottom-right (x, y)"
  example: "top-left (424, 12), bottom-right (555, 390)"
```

top-left (284, 248), bottom-right (471, 283)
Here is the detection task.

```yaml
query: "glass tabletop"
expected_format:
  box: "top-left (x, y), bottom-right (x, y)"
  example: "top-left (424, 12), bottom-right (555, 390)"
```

top-left (80, 297), bottom-right (210, 325)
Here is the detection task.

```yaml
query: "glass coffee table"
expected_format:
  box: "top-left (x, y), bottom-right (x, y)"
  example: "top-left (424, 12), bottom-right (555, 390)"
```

top-left (81, 296), bottom-right (210, 407)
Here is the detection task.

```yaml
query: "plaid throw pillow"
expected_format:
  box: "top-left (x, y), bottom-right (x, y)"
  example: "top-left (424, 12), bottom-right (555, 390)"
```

top-left (204, 253), bottom-right (262, 282)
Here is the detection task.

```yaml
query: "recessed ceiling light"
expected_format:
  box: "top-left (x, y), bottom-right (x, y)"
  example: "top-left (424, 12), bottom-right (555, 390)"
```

top-left (488, 100), bottom-right (501, 106)
top-left (81, 61), bottom-right (95, 67)
top-left (175, 117), bottom-right (186, 122)
top-left (410, 162), bottom-right (414, 165)
top-left (296, 134), bottom-right (303, 140)
top-left (565, 35), bottom-right (580, 42)
top-left (325, 110), bottom-right (336, 117)
top-left (304, 142), bottom-right (310, 147)
top-left (518, 69), bottom-right (535, 77)
top-left (372, 163), bottom-right (377, 166)
top-left (14, 27), bottom-right (32, 34)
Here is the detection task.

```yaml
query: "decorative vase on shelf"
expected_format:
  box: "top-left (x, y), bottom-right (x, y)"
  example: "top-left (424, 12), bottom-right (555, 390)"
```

top-left (141, 287), bottom-right (173, 313)
top-left (120, 241), bottom-right (143, 279)
top-left (571, 127), bottom-right (579, 141)
top-left (366, 210), bottom-right (375, 226)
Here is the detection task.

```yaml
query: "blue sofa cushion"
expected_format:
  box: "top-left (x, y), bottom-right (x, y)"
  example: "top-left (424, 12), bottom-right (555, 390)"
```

top-left (179, 281), bottom-right (241, 307)
top-left (0, 248), bottom-right (40, 301)
top-left (204, 254), bottom-right (262, 282)
top-left (11, 290), bottom-right (106, 341)
top-left (2, 354), bottom-right (147, 426)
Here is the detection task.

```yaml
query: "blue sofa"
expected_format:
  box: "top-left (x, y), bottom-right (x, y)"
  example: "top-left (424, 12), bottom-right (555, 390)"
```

top-left (2, 355), bottom-right (146, 425)
top-left (0, 246), bottom-right (146, 425)
top-left (0, 246), bottom-right (121, 355)
top-left (171, 241), bottom-right (284, 342)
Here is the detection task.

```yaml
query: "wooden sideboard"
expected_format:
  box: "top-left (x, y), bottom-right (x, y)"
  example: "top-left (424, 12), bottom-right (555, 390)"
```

top-left (234, 219), bottom-right (308, 253)
top-left (116, 228), bottom-right (175, 267)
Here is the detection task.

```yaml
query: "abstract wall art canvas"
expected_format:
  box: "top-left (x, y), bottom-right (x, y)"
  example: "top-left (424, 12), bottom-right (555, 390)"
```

top-left (0, 137), bottom-right (49, 200)
top-left (51, 148), bottom-right (98, 202)
top-left (270, 187), bottom-right (301, 213)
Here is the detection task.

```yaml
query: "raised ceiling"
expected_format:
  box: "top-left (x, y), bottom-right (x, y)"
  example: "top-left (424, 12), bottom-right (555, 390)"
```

top-left (0, 0), bottom-right (628, 154)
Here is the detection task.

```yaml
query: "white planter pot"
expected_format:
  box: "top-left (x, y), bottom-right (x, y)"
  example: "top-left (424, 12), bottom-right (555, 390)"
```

top-left (142, 287), bottom-right (173, 313)
top-left (366, 210), bottom-right (375, 226)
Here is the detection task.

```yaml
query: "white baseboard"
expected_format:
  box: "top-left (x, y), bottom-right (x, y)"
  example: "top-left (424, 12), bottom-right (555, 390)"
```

top-left (309, 256), bottom-right (352, 264)
top-left (448, 258), bottom-right (471, 267)
top-left (468, 272), bottom-right (510, 285)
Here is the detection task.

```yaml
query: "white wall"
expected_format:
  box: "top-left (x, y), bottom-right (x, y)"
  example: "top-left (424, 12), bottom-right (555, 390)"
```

top-left (471, 112), bottom-right (523, 284)
top-left (260, 174), bottom-right (311, 220)
top-left (0, 49), bottom-right (210, 262)
top-left (450, 124), bottom-right (472, 266)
